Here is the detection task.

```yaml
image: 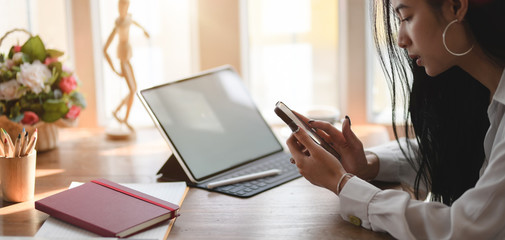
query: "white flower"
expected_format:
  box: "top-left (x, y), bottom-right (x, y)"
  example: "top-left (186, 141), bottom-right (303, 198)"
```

top-left (12, 52), bottom-right (24, 63)
top-left (16, 60), bottom-right (52, 94)
top-left (0, 79), bottom-right (23, 100)
top-left (5, 59), bottom-right (14, 68)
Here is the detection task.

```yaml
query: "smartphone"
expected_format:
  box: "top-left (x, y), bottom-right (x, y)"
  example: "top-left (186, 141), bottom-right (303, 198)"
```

top-left (274, 101), bottom-right (341, 160)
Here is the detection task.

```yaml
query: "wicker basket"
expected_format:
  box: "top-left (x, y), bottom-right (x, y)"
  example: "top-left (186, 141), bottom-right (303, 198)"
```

top-left (0, 116), bottom-right (76, 152)
top-left (33, 122), bottom-right (58, 151)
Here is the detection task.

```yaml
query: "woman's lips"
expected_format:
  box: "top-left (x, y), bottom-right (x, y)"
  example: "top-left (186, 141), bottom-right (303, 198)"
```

top-left (409, 55), bottom-right (421, 66)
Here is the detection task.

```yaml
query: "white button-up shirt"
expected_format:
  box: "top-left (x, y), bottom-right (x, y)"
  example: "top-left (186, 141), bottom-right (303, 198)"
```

top-left (339, 68), bottom-right (505, 239)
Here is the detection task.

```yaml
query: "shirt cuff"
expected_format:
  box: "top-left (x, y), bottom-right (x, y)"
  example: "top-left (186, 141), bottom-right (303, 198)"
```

top-left (339, 176), bottom-right (381, 230)
top-left (365, 141), bottom-right (402, 182)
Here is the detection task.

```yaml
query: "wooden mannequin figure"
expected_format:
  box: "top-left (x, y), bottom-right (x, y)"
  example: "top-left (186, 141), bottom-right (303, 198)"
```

top-left (103, 0), bottom-right (149, 139)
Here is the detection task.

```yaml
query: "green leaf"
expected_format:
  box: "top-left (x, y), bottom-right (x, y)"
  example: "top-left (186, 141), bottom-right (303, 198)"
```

top-left (48, 61), bottom-right (62, 87)
top-left (21, 36), bottom-right (47, 63)
top-left (60, 71), bottom-right (71, 78)
top-left (0, 53), bottom-right (4, 63)
top-left (8, 46), bottom-right (14, 59)
top-left (25, 103), bottom-right (44, 115)
top-left (49, 61), bottom-right (62, 74)
top-left (46, 49), bottom-right (64, 58)
top-left (10, 113), bottom-right (24, 122)
top-left (21, 53), bottom-right (31, 63)
top-left (2, 70), bottom-right (14, 80)
top-left (41, 99), bottom-right (68, 122)
top-left (47, 66), bottom-right (60, 86)
top-left (0, 102), bottom-right (5, 115)
top-left (8, 102), bottom-right (22, 121)
top-left (70, 92), bottom-right (87, 109)
top-left (19, 95), bottom-right (36, 108)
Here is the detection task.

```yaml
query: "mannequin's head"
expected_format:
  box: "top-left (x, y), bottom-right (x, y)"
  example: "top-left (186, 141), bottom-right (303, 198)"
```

top-left (118, 0), bottom-right (130, 18)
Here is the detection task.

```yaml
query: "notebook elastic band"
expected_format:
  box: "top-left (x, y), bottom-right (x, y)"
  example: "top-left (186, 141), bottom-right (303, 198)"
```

top-left (91, 180), bottom-right (175, 211)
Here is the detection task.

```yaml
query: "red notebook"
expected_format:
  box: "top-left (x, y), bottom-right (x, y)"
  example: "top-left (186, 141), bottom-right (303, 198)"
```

top-left (35, 179), bottom-right (180, 238)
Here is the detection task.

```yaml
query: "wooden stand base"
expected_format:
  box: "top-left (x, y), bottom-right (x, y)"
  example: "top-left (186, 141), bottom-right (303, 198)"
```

top-left (105, 127), bottom-right (135, 141)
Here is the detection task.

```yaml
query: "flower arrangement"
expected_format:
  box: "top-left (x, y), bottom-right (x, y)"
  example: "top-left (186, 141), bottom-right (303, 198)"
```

top-left (0, 31), bottom-right (86, 125)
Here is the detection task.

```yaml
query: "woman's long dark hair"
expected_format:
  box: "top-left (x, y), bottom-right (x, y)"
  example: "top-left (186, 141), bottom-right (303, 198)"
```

top-left (372, 0), bottom-right (505, 205)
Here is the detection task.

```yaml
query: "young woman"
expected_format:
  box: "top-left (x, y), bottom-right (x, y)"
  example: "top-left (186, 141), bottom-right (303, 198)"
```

top-left (286, 0), bottom-right (505, 238)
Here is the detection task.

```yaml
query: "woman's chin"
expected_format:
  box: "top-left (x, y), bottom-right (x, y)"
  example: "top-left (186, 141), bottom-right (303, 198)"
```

top-left (423, 66), bottom-right (446, 77)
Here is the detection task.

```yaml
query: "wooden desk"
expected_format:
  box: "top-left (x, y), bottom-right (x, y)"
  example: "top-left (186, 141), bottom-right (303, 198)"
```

top-left (0, 128), bottom-right (394, 239)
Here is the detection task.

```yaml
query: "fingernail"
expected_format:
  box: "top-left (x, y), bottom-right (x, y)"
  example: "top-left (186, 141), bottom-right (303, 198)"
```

top-left (308, 119), bottom-right (315, 124)
top-left (345, 115), bottom-right (351, 126)
top-left (288, 122), bottom-right (299, 132)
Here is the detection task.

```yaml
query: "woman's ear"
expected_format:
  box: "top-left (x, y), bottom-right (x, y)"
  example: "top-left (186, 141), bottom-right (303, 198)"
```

top-left (449, 0), bottom-right (469, 21)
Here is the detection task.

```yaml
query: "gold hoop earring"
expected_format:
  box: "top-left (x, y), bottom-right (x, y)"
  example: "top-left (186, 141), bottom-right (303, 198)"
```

top-left (442, 19), bottom-right (474, 56)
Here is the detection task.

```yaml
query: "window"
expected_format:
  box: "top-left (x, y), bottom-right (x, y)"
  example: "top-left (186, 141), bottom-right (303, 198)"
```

top-left (366, 17), bottom-right (393, 124)
top-left (0, 0), bottom-right (71, 67)
top-left (366, 0), bottom-right (410, 124)
top-left (2, 1), bottom-right (392, 130)
top-left (244, 0), bottom-right (339, 121)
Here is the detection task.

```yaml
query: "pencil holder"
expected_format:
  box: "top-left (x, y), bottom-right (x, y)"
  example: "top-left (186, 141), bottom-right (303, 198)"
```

top-left (0, 151), bottom-right (37, 202)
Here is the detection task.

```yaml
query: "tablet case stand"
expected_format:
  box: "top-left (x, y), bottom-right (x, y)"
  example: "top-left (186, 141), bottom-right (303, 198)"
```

top-left (156, 154), bottom-right (193, 183)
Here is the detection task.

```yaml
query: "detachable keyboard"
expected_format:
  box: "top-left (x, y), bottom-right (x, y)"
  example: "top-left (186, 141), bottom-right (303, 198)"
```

top-left (195, 152), bottom-right (301, 197)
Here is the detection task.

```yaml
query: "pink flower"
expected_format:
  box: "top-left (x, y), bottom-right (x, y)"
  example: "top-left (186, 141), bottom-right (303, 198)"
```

top-left (13, 45), bottom-right (21, 52)
top-left (65, 105), bottom-right (81, 119)
top-left (21, 111), bottom-right (40, 125)
top-left (44, 57), bottom-right (58, 65)
top-left (59, 75), bottom-right (77, 93)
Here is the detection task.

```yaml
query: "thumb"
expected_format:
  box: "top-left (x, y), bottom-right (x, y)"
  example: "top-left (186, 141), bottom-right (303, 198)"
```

top-left (342, 115), bottom-right (360, 146)
top-left (293, 125), bottom-right (319, 149)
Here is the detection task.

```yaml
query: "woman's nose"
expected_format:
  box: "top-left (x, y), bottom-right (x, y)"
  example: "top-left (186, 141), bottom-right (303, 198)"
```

top-left (397, 26), bottom-right (410, 49)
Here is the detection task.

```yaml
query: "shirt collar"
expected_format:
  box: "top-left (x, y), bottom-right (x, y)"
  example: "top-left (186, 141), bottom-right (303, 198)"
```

top-left (491, 68), bottom-right (505, 105)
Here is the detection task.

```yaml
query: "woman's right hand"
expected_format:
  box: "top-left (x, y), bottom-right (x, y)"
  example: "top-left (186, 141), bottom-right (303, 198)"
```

top-left (307, 116), bottom-right (379, 181)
